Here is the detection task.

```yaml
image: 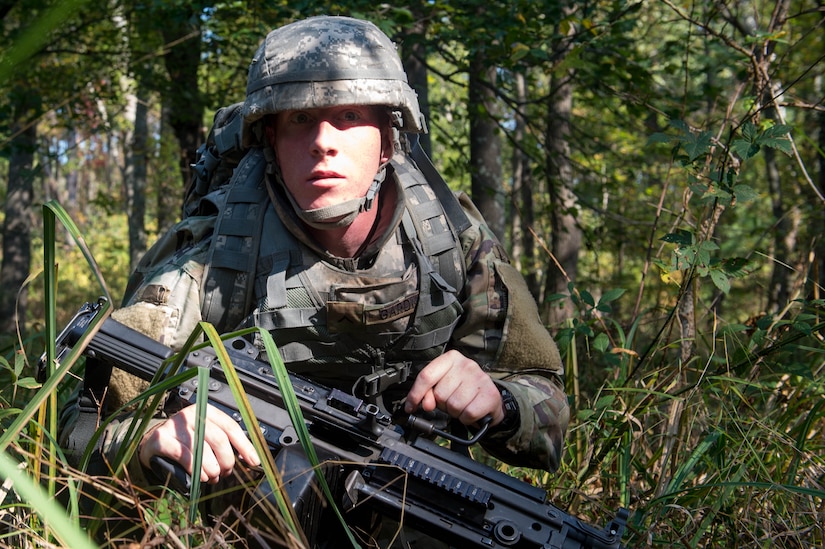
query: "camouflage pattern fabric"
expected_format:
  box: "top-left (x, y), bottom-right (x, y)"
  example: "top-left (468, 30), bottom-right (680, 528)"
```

top-left (83, 177), bottom-right (568, 473)
top-left (241, 16), bottom-right (425, 147)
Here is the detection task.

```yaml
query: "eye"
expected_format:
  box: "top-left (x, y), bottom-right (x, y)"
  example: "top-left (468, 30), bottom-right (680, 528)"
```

top-left (340, 109), bottom-right (361, 122)
top-left (289, 111), bottom-right (312, 124)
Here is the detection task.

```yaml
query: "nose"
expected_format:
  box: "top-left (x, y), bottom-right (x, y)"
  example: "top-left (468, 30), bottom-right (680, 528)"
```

top-left (310, 119), bottom-right (339, 157)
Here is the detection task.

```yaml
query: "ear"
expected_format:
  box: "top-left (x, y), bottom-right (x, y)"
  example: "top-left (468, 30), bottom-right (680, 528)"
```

top-left (380, 126), bottom-right (394, 164)
top-left (264, 122), bottom-right (277, 148)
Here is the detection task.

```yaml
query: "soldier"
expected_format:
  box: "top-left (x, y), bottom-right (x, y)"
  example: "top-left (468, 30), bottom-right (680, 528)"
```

top-left (62, 13), bottom-right (569, 544)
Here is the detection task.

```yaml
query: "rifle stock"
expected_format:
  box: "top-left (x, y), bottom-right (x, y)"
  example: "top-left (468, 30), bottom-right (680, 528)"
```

top-left (46, 301), bottom-right (629, 548)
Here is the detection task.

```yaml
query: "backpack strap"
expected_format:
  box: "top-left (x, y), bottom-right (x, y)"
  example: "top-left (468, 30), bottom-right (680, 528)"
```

top-left (392, 145), bottom-right (469, 296)
top-left (200, 148), bottom-right (269, 331)
top-left (408, 135), bottom-right (471, 236)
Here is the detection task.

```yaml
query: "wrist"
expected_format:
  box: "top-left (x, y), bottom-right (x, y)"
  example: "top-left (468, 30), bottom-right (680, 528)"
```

top-left (492, 384), bottom-right (520, 435)
top-left (138, 420), bottom-right (165, 469)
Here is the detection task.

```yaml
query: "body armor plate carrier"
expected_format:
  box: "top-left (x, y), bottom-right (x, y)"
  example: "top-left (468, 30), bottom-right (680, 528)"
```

top-left (188, 104), bottom-right (472, 397)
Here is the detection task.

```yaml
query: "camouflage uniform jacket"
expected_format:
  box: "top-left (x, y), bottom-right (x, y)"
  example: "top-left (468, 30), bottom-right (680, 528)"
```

top-left (68, 154), bottom-right (569, 478)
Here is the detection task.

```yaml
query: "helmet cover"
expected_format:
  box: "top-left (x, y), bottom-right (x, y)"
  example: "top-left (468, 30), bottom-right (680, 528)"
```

top-left (242, 15), bottom-right (425, 147)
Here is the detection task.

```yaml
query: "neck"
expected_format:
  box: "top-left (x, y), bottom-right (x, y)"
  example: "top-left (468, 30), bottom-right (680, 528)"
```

top-left (311, 205), bottom-right (380, 258)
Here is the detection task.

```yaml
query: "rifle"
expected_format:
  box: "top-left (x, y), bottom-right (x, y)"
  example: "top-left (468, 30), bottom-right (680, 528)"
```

top-left (43, 300), bottom-right (629, 549)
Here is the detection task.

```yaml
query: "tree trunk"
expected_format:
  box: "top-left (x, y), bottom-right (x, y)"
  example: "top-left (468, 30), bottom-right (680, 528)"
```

top-left (401, 4), bottom-right (431, 156)
top-left (160, 11), bottom-right (204, 193)
top-left (0, 121), bottom-right (36, 336)
top-left (815, 57), bottom-right (825, 301)
top-left (542, 68), bottom-right (581, 326)
top-left (468, 52), bottom-right (504, 241)
top-left (511, 70), bottom-right (539, 299)
top-left (752, 0), bottom-right (797, 313)
top-left (126, 86), bottom-right (149, 272)
top-left (765, 143), bottom-right (797, 311)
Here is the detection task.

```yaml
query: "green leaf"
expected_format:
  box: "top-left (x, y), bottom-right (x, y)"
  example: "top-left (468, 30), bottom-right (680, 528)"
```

top-left (682, 130), bottom-right (713, 161)
top-left (593, 332), bottom-right (610, 353)
top-left (741, 121), bottom-right (758, 141)
top-left (720, 256), bottom-right (757, 278)
top-left (577, 409), bottom-right (595, 421)
top-left (15, 377), bottom-right (41, 390)
top-left (545, 293), bottom-right (568, 304)
top-left (719, 323), bottom-right (750, 334)
top-left (709, 269), bottom-right (731, 293)
top-left (14, 350), bottom-right (25, 377)
top-left (576, 323), bottom-right (595, 337)
top-left (510, 42), bottom-right (530, 61)
top-left (732, 184), bottom-right (759, 204)
top-left (647, 132), bottom-right (673, 145)
top-left (731, 139), bottom-right (760, 160)
top-left (758, 124), bottom-right (793, 154)
top-left (661, 229), bottom-right (693, 246)
top-left (669, 119), bottom-right (690, 133)
top-left (599, 288), bottom-right (626, 304)
top-left (595, 394), bottom-right (615, 410)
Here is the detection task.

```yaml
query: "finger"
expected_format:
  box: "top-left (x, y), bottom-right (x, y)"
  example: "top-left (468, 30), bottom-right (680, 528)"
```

top-left (161, 411), bottom-right (223, 482)
top-left (207, 406), bottom-right (261, 467)
top-left (194, 445), bottom-right (223, 484)
top-left (404, 355), bottom-right (453, 413)
top-left (139, 419), bottom-right (210, 482)
top-left (200, 425), bottom-right (238, 479)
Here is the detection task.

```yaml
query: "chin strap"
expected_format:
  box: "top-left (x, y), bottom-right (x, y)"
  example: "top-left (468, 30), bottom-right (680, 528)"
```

top-left (271, 157), bottom-right (388, 230)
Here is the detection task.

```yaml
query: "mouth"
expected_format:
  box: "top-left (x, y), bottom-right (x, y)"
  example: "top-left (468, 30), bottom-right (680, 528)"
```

top-left (308, 170), bottom-right (345, 184)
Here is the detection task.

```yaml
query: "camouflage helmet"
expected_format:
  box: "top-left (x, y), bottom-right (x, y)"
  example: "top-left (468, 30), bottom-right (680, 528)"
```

top-left (241, 15), bottom-right (425, 147)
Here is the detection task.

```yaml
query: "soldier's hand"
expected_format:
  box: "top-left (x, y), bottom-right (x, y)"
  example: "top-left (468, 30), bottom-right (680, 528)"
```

top-left (404, 350), bottom-right (505, 427)
top-left (138, 404), bottom-right (260, 484)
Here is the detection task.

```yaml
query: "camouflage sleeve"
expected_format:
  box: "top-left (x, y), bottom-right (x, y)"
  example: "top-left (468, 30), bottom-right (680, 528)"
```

top-left (450, 193), bottom-right (569, 472)
top-left (59, 216), bottom-right (213, 477)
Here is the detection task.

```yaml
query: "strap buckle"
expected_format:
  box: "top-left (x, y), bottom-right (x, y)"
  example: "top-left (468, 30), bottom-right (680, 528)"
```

top-left (354, 362), bottom-right (412, 399)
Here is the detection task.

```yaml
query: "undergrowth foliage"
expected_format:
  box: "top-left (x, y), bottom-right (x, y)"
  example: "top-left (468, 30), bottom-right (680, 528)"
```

top-left (0, 48), bottom-right (825, 549)
top-left (543, 117), bottom-right (825, 547)
top-left (1, 126), bottom-right (824, 548)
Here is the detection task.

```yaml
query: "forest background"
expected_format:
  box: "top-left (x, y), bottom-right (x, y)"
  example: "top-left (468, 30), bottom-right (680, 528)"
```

top-left (0, 0), bottom-right (823, 547)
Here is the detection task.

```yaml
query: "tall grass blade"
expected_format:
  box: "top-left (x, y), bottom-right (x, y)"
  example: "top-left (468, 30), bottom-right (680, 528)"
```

top-left (256, 327), bottom-right (362, 548)
top-left (663, 430), bottom-right (721, 500)
top-left (189, 365), bottom-right (210, 525)
top-left (200, 323), bottom-right (309, 547)
top-left (35, 201), bottom-right (115, 541)
top-left (0, 449), bottom-right (97, 549)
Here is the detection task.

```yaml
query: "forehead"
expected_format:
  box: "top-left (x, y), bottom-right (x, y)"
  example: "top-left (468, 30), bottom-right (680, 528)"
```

top-left (273, 105), bottom-right (388, 123)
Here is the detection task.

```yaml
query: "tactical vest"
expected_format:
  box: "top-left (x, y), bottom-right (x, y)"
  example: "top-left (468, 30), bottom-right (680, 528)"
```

top-left (194, 136), bottom-right (472, 398)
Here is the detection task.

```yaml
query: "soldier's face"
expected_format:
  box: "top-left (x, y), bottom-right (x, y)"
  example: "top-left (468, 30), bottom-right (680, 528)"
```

top-left (270, 105), bottom-right (391, 212)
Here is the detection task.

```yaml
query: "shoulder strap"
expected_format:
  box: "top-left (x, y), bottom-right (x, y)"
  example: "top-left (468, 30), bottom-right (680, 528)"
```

top-left (393, 143), bottom-right (469, 295)
top-left (408, 135), bottom-right (471, 235)
top-left (200, 148), bottom-right (269, 331)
